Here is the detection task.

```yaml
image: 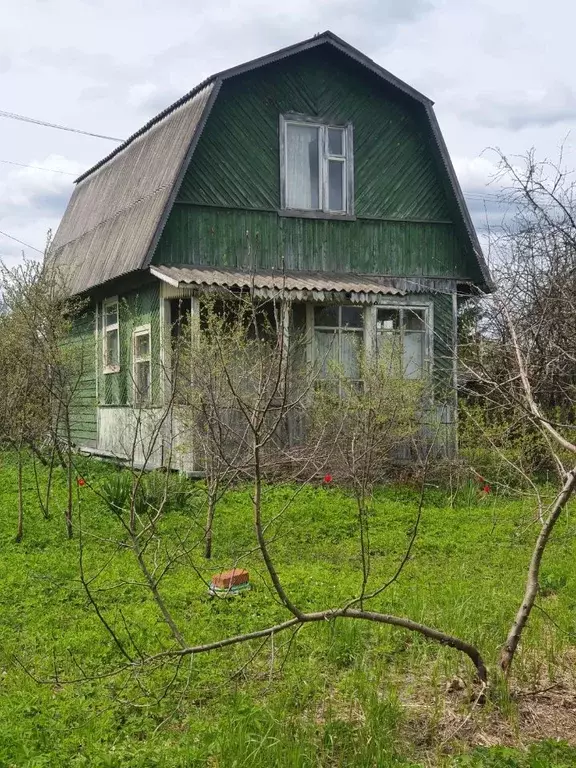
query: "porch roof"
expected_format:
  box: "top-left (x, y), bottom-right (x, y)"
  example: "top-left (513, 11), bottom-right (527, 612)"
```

top-left (150, 265), bottom-right (411, 303)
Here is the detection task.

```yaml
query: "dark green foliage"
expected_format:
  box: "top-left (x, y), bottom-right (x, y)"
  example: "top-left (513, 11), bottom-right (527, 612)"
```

top-left (100, 468), bottom-right (196, 519)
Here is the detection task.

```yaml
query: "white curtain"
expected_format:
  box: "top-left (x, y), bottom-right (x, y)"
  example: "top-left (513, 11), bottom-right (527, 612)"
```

top-left (315, 329), bottom-right (339, 378)
top-left (286, 125), bottom-right (319, 209)
top-left (403, 332), bottom-right (423, 379)
top-left (340, 331), bottom-right (362, 380)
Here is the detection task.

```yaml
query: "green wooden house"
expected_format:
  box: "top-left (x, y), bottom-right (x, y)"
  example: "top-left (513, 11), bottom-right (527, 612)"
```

top-left (50, 31), bottom-right (491, 470)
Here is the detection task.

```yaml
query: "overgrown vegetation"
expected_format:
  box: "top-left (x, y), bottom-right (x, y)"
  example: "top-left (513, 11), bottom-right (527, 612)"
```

top-left (1, 454), bottom-right (576, 766)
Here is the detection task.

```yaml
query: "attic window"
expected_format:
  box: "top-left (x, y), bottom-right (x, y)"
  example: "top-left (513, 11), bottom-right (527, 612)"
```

top-left (280, 116), bottom-right (353, 215)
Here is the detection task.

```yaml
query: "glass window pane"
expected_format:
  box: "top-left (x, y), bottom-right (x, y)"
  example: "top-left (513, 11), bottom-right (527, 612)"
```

top-left (403, 332), bottom-right (424, 378)
top-left (340, 331), bottom-right (362, 380)
top-left (314, 329), bottom-right (339, 378)
top-left (105, 303), bottom-right (118, 327)
top-left (314, 305), bottom-right (339, 327)
top-left (328, 128), bottom-right (344, 156)
top-left (135, 361), bottom-right (151, 403)
top-left (376, 331), bottom-right (402, 375)
top-left (377, 308), bottom-right (400, 330)
top-left (105, 329), bottom-right (119, 367)
top-left (341, 306), bottom-right (363, 328)
top-left (135, 333), bottom-right (150, 359)
top-left (286, 124), bottom-right (320, 210)
top-left (404, 309), bottom-right (425, 331)
top-left (328, 160), bottom-right (344, 211)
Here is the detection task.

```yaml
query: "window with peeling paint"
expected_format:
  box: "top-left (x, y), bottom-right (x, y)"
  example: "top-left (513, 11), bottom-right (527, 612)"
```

top-left (133, 326), bottom-right (152, 405)
top-left (281, 118), bottom-right (353, 215)
top-left (103, 298), bottom-right (120, 373)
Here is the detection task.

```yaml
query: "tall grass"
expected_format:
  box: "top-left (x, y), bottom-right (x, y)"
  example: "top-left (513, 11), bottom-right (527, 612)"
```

top-left (0, 452), bottom-right (575, 766)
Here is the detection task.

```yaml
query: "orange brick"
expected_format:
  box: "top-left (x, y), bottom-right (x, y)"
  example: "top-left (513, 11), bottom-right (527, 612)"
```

top-left (211, 568), bottom-right (249, 589)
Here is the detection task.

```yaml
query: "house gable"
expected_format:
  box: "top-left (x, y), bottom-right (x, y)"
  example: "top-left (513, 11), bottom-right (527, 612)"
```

top-left (50, 31), bottom-right (491, 296)
top-left (177, 46), bottom-right (452, 220)
top-left (154, 45), bottom-right (481, 283)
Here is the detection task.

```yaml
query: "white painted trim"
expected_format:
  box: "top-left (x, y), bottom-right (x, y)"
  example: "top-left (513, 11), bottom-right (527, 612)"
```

top-left (94, 302), bottom-right (100, 407)
top-left (132, 323), bottom-right (152, 406)
top-left (280, 115), bottom-right (354, 215)
top-left (159, 282), bottom-right (171, 404)
top-left (150, 266), bottom-right (179, 287)
top-left (307, 297), bottom-right (434, 384)
top-left (452, 290), bottom-right (459, 451)
top-left (102, 295), bottom-right (120, 374)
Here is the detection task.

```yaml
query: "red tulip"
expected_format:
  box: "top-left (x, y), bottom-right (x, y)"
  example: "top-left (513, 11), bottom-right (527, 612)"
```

top-left (77, 477), bottom-right (86, 487)
top-left (323, 474), bottom-right (333, 484)
top-left (482, 484), bottom-right (491, 494)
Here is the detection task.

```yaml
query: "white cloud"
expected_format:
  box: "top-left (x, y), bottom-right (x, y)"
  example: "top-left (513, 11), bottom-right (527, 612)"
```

top-left (453, 155), bottom-right (500, 192)
top-left (1, 0), bottom-right (576, 263)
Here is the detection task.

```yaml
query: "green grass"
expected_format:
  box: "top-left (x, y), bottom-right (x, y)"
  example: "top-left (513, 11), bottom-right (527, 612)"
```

top-left (1, 453), bottom-right (576, 766)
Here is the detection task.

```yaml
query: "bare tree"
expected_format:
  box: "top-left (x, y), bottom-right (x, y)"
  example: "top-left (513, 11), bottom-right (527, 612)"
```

top-left (59, 291), bottom-right (488, 691)
top-left (461, 146), bottom-right (576, 673)
top-left (0, 254), bottom-right (88, 538)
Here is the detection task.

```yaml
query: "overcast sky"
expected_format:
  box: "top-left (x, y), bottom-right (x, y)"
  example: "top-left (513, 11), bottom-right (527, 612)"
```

top-left (1, 0), bottom-right (575, 266)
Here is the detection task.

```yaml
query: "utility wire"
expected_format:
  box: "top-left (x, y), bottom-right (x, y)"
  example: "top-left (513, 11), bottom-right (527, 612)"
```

top-left (0, 109), bottom-right (124, 142)
top-left (0, 158), bottom-right (76, 175)
top-left (0, 230), bottom-right (44, 254)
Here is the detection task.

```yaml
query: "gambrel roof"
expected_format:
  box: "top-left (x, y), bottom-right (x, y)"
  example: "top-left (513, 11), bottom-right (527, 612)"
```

top-left (50, 31), bottom-right (493, 295)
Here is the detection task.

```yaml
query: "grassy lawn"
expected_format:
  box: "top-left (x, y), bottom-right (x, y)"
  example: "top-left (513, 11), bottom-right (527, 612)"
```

top-left (1, 453), bottom-right (576, 766)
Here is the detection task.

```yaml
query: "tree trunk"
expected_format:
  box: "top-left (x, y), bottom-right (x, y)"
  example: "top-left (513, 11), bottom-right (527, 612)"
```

top-left (204, 494), bottom-right (216, 559)
top-left (15, 449), bottom-right (24, 543)
top-left (500, 466), bottom-right (576, 673)
top-left (65, 411), bottom-right (73, 539)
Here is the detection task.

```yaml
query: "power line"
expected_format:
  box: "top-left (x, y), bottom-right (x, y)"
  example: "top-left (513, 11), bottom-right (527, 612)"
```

top-left (0, 109), bottom-right (124, 142)
top-left (0, 158), bottom-right (76, 176)
top-left (0, 230), bottom-right (44, 254)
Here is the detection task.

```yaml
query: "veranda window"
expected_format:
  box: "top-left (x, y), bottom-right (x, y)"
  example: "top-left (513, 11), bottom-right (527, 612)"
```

top-left (313, 305), bottom-right (363, 391)
top-left (376, 307), bottom-right (427, 379)
top-left (133, 326), bottom-right (151, 405)
top-left (281, 117), bottom-right (353, 214)
top-left (103, 297), bottom-right (119, 373)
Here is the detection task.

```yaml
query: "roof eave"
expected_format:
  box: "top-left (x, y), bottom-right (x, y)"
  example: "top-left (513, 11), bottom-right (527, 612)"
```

top-left (423, 103), bottom-right (494, 293)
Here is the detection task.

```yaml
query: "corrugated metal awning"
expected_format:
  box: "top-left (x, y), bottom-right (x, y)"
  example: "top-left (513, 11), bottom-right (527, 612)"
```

top-left (150, 265), bottom-right (407, 303)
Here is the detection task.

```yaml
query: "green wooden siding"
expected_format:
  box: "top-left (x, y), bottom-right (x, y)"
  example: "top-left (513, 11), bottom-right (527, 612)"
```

top-left (157, 206), bottom-right (465, 277)
top-left (68, 307), bottom-right (97, 447)
top-left (154, 46), bottom-right (480, 282)
top-left (100, 283), bottom-right (161, 407)
top-left (432, 293), bottom-right (455, 399)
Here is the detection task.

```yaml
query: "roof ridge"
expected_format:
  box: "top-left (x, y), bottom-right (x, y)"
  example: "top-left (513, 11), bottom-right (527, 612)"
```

top-left (75, 31), bottom-right (431, 185)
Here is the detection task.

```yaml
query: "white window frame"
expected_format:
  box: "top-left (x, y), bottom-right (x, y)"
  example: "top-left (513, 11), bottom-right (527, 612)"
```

top-left (309, 304), bottom-right (366, 396)
top-left (102, 296), bottom-right (120, 374)
top-left (280, 114), bottom-right (354, 216)
top-left (307, 299), bottom-right (433, 386)
top-left (132, 324), bottom-right (152, 406)
top-left (373, 304), bottom-right (431, 380)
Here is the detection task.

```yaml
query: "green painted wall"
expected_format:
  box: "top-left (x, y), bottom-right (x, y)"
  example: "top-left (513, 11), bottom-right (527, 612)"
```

top-left (154, 45), bottom-right (480, 282)
top-left (432, 293), bottom-right (455, 398)
top-left (158, 206), bottom-right (464, 276)
top-left (100, 283), bottom-right (161, 407)
top-left (67, 307), bottom-right (97, 448)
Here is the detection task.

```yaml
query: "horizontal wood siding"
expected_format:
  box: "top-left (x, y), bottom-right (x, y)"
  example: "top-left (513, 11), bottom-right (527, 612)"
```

top-left (68, 307), bottom-right (97, 448)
